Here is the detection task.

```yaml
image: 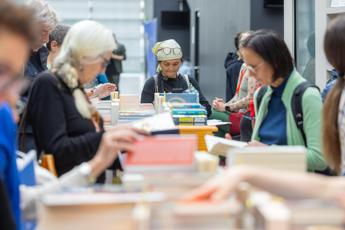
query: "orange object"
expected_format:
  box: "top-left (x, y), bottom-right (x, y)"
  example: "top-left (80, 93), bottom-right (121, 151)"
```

top-left (178, 125), bottom-right (218, 151)
top-left (40, 154), bottom-right (58, 176)
top-left (125, 135), bottom-right (197, 168)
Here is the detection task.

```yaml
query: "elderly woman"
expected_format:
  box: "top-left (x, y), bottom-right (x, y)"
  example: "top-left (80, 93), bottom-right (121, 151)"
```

top-left (141, 39), bottom-right (212, 116)
top-left (20, 20), bottom-right (140, 180)
top-left (0, 1), bottom-right (145, 228)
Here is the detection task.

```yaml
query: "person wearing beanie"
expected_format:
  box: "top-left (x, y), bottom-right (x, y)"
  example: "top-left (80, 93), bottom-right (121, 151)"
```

top-left (140, 39), bottom-right (212, 116)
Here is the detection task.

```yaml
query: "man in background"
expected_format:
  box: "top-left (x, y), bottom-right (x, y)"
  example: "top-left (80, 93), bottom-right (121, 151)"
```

top-left (46, 24), bottom-right (70, 69)
top-left (105, 33), bottom-right (126, 92)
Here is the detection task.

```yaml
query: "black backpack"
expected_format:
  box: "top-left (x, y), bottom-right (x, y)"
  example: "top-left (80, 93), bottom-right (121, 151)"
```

top-left (256, 82), bottom-right (335, 175)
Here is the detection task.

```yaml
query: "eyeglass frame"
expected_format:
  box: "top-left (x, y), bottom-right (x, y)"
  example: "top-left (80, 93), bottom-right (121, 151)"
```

top-left (246, 62), bottom-right (265, 74)
top-left (157, 47), bottom-right (182, 56)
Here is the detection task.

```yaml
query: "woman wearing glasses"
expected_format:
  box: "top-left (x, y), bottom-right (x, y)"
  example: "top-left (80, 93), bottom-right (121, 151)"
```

top-left (20, 20), bottom-right (133, 181)
top-left (140, 39), bottom-right (212, 116)
top-left (239, 30), bottom-right (327, 172)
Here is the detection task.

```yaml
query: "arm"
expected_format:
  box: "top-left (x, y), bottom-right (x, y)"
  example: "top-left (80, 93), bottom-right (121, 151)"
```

top-left (189, 77), bottom-right (212, 117)
top-left (183, 165), bottom-right (345, 202)
top-left (226, 75), bottom-right (258, 112)
top-left (302, 88), bottom-right (328, 171)
top-left (20, 126), bottom-right (147, 217)
top-left (140, 77), bottom-right (156, 103)
top-left (29, 76), bottom-right (103, 167)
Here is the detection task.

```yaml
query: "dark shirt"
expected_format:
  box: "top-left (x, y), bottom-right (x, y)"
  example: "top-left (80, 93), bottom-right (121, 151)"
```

top-left (23, 47), bottom-right (49, 99)
top-left (105, 43), bottom-right (126, 76)
top-left (224, 52), bottom-right (243, 101)
top-left (0, 180), bottom-right (15, 230)
top-left (22, 72), bottom-right (109, 177)
top-left (140, 73), bottom-right (212, 116)
top-left (259, 76), bottom-right (290, 145)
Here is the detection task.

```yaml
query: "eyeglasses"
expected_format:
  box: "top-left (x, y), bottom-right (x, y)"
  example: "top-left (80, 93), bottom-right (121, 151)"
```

top-left (99, 55), bottom-right (110, 68)
top-left (246, 62), bottom-right (264, 74)
top-left (157, 47), bottom-right (182, 56)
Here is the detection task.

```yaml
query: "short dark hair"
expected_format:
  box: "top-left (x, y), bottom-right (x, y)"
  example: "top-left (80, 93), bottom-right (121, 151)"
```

top-left (234, 32), bottom-right (242, 51)
top-left (0, 0), bottom-right (37, 46)
top-left (47, 24), bottom-right (70, 51)
top-left (242, 29), bottom-right (294, 81)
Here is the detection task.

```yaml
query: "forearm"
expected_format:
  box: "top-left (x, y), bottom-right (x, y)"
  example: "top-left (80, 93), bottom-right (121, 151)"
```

top-left (239, 166), bottom-right (335, 200)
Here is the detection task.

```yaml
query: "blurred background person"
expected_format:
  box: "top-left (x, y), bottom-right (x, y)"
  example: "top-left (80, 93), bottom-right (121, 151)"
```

top-left (105, 33), bottom-right (126, 92)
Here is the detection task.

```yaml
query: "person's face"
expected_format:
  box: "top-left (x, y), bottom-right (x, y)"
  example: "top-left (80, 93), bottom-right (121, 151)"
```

top-left (0, 29), bottom-right (29, 119)
top-left (48, 40), bottom-right (61, 62)
top-left (33, 24), bottom-right (52, 51)
top-left (79, 51), bottom-right (112, 84)
top-left (159, 59), bottom-right (182, 78)
top-left (241, 47), bottom-right (274, 85)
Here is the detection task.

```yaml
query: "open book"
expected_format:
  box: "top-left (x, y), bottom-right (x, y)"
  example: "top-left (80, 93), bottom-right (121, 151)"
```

top-left (132, 112), bottom-right (178, 134)
top-left (204, 135), bottom-right (247, 157)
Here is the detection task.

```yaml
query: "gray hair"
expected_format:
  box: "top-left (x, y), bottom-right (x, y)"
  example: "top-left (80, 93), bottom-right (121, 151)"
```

top-left (27, 0), bottom-right (58, 31)
top-left (47, 24), bottom-right (70, 50)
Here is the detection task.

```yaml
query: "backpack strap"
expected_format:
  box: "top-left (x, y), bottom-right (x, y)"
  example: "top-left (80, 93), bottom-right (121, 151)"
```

top-left (183, 74), bottom-right (191, 89)
top-left (256, 85), bottom-right (268, 112)
top-left (291, 81), bottom-right (319, 146)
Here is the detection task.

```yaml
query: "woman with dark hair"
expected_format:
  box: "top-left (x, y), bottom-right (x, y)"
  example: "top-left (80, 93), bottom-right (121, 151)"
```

top-left (183, 16), bottom-right (345, 204)
top-left (242, 30), bottom-right (327, 172)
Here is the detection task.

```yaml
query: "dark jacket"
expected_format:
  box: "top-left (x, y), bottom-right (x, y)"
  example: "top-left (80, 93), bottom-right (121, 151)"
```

top-left (141, 73), bottom-right (212, 116)
top-left (20, 72), bottom-right (120, 178)
top-left (106, 43), bottom-right (126, 76)
top-left (225, 52), bottom-right (243, 101)
top-left (22, 46), bottom-right (49, 100)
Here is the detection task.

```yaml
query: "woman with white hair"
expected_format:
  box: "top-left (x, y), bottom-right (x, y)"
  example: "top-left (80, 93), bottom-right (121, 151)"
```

top-left (20, 20), bottom-right (140, 182)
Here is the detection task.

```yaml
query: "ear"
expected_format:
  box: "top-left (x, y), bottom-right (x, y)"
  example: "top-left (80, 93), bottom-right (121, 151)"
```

top-left (50, 41), bottom-right (59, 51)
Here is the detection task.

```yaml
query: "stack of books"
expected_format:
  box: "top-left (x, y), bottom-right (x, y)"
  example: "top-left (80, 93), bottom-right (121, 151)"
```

top-left (168, 103), bottom-right (207, 126)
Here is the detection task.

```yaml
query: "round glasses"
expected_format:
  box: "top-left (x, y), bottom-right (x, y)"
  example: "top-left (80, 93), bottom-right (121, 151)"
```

top-left (157, 47), bottom-right (182, 56)
top-left (246, 62), bottom-right (264, 74)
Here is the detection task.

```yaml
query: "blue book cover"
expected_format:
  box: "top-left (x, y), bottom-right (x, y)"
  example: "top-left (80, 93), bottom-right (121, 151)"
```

top-left (17, 150), bottom-right (36, 187)
top-left (162, 93), bottom-right (199, 103)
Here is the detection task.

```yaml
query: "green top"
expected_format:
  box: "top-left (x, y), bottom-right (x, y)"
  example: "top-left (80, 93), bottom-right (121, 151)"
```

top-left (252, 69), bottom-right (327, 172)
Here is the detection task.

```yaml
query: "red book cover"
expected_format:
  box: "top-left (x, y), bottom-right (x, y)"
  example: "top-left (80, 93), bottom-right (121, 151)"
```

top-left (125, 135), bottom-right (197, 166)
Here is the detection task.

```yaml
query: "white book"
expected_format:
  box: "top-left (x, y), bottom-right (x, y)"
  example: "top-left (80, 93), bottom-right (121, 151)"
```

top-left (204, 135), bottom-right (247, 157)
top-left (132, 112), bottom-right (176, 133)
top-left (227, 146), bottom-right (306, 172)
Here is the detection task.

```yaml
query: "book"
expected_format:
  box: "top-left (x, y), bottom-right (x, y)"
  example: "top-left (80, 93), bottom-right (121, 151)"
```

top-left (168, 103), bottom-right (204, 109)
top-left (16, 150), bottom-right (37, 186)
top-left (131, 112), bottom-right (176, 133)
top-left (124, 135), bottom-right (197, 172)
top-left (172, 108), bottom-right (207, 116)
top-left (163, 93), bottom-right (199, 103)
top-left (119, 94), bottom-right (140, 112)
top-left (251, 192), bottom-right (345, 230)
top-left (227, 146), bottom-right (306, 172)
top-left (204, 135), bottom-right (248, 157)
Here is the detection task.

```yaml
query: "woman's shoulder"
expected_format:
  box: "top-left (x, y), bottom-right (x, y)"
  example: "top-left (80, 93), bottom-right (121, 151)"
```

top-left (33, 71), bottom-right (59, 87)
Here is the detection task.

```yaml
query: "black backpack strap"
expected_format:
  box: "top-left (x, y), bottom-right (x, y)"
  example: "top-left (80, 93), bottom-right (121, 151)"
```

top-left (291, 81), bottom-right (319, 146)
top-left (255, 85), bottom-right (268, 112)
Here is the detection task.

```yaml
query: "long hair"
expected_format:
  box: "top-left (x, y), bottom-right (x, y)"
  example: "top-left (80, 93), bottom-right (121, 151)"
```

top-left (52, 20), bottom-right (115, 119)
top-left (323, 15), bottom-right (345, 174)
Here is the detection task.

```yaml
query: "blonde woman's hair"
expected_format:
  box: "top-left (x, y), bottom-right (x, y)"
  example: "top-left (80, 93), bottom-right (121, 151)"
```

top-left (53, 20), bottom-right (116, 119)
top-left (27, 0), bottom-right (58, 31)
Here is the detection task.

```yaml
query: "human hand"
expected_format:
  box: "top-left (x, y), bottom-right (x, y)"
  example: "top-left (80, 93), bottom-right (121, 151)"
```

top-left (88, 126), bottom-right (147, 177)
top-left (212, 98), bottom-right (226, 112)
top-left (94, 83), bottom-right (117, 99)
top-left (181, 166), bottom-right (250, 202)
top-left (247, 140), bottom-right (267, 147)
